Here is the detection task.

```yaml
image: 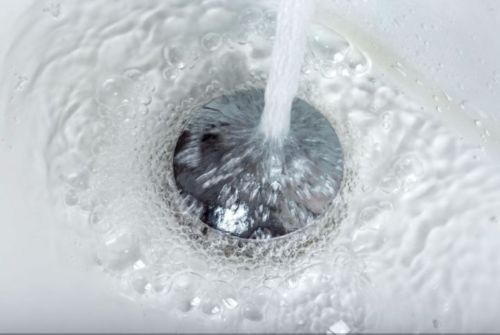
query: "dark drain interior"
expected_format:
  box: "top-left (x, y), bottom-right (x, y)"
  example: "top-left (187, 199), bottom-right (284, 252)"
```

top-left (173, 89), bottom-right (344, 239)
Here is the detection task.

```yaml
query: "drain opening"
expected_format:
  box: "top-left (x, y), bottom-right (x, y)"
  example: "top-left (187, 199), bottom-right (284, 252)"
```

top-left (173, 89), bottom-right (344, 239)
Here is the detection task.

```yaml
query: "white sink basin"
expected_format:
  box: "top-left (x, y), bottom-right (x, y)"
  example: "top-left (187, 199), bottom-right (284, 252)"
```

top-left (1, 0), bottom-right (499, 333)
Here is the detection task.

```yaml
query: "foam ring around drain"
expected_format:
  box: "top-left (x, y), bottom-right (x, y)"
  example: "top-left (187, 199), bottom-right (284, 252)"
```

top-left (173, 89), bottom-right (344, 240)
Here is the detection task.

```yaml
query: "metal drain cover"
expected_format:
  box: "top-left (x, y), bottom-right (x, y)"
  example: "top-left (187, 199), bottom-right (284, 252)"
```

top-left (173, 89), bottom-right (344, 239)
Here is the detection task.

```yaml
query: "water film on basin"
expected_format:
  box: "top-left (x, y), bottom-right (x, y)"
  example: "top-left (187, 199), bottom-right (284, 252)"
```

top-left (1, 0), bottom-right (500, 333)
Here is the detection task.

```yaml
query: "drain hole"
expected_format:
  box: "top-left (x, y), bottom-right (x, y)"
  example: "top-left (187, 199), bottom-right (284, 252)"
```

top-left (173, 89), bottom-right (344, 240)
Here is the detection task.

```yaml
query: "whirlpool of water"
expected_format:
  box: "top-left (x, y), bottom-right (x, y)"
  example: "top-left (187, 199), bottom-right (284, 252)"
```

top-left (2, 0), bottom-right (500, 333)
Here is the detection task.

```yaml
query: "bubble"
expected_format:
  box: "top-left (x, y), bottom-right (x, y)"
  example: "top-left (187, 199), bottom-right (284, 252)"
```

top-left (164, 46), bottom-right (187, 70)
top-left (344, 47), bottom-right (371, 77)
top-left (379, 175), bottom-right (400, 194)
top-left (162, 67), bottom-right (180, 81)
top-left (96, 231), bottom-right (141, 272)
top-left (67, 170), bottom-right (90, 190)
top-left (96, 78), bottom-right (133, 109)
top-left (201, 32), bottom-right (222, 51)
top-left (243, 305), bottom-right (264, 322)
top-left (163, 45), bottom-right (200, 70)
top-left (88, 207), bottom-right (107, 228)
top-left (131, 276), bottom-right (151, 294)
top-left (201, 300), bottom-right (222, 315)
top-left (309, 25), bottom-right (350, 61)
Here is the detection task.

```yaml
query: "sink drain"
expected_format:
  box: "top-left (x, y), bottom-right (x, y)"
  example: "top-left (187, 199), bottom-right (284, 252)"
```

top-left (173, 89), bottom-right (344, 239)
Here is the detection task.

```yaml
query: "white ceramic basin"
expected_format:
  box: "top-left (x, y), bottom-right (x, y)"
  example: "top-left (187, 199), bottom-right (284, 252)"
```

top-left (1, 0), bottom-right (499, 333)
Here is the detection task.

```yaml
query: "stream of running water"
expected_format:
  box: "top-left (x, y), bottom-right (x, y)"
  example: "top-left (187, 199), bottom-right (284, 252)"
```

top-left (260, 0), bottom-right (314, 142)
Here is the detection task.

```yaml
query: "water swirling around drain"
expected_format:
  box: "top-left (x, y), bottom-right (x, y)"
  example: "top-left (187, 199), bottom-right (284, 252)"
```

top-left (173, 89), bottom-right (344, 239)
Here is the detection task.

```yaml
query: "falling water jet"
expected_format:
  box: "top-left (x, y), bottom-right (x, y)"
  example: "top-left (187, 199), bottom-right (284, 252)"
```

top-left (173, 0), bottom-right (344, 239)
top-left (260, 0), bottom-right (314, 142)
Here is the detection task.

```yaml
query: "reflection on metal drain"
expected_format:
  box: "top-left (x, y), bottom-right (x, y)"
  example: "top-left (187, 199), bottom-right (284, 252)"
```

top-left (173, 89), bottom-right (344, 239)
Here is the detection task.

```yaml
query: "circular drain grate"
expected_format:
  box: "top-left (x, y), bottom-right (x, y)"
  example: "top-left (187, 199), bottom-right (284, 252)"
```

top-left (173, 89), bottom-right (344, 239)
